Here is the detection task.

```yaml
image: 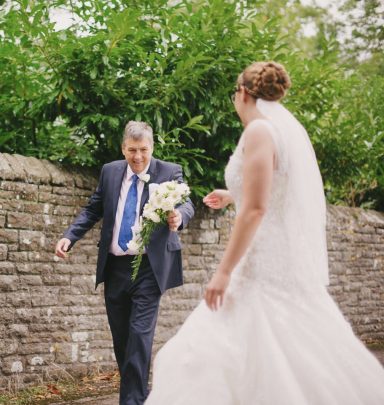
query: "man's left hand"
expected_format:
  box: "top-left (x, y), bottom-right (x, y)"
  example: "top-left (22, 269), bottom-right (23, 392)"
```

top-left (167, 209), bottom-right (182, 232)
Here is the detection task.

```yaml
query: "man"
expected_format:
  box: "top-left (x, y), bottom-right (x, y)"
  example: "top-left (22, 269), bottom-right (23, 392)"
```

top-left (55, 121), bottom-right (194, 405)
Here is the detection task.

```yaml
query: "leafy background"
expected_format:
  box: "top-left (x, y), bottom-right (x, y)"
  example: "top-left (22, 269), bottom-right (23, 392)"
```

top-left (0, 0), bottom-right (383, 210)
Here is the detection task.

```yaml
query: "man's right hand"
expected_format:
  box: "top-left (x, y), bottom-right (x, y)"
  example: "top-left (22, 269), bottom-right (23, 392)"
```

top-left (55, 238), bottom-right (72, 259)
top-left (203, 189), bottom-right (233, 210)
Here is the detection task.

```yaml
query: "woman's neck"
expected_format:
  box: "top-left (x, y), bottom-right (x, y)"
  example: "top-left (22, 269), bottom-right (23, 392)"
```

top-left (241, 102), bottom-right (267, 127)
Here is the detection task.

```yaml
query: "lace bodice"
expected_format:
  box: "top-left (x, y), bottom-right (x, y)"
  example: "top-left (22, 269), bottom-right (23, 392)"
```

top-left (225, 120), bottom-right (287, 214)
top-left (224, 117), bottom-right (327, 293)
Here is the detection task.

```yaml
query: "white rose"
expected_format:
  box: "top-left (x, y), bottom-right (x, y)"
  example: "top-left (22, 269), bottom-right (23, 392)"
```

top-left (178, 183), bottom-right (190, 195)
top-left (143, 200), bottom-right (152, 212)
top-left (148, 211), bottom-right (161, 223)
top-left (148, 183), bottom-right (160, 196)
top-left (143, 212), bottom-right (150, 221)
top-left (127, 240), bottom-right (140, 252)
top-left (161, 197), bottom-right (176, 212)
top-left (138, 173), bottom-right (150, 183)
top-left (157, 183), bottom-right (169, 197)
top-left (131, 222), bottom-right (143, 235)
top-left (170, 190), bottom-right (183, 202)
top-left (143, 203), bottom-right (155, 219)
top-left (166, 182), bottom-right (177, 191)
top-left (150, 195), bottom-right (164, 209)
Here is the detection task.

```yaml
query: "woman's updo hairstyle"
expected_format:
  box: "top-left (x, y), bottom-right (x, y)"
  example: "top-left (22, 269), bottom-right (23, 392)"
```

top-left (240, 61), bottom-right (291, 101)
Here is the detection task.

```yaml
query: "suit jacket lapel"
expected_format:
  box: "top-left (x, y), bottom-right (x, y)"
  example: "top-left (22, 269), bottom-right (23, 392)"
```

top-left (140, 157), bottom-right (157, 214)
top-left (112, 160), bottom-right (128, 219)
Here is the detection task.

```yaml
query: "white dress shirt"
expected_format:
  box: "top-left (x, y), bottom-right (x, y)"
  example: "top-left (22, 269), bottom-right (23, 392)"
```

top-left (109, 163), bottom-right (150, 255)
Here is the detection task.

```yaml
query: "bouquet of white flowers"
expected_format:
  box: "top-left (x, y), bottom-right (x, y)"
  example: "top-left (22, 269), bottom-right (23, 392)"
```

top-left (128, 180), bottom-right (191, 281)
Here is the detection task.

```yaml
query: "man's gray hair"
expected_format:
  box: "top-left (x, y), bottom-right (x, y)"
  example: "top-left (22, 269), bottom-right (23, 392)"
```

top-left (122, 121), bottom-right (154, 147)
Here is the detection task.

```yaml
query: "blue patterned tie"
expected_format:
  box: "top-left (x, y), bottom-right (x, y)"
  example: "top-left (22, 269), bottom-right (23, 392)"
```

top-left (118, 174), bottom-right (139, 252)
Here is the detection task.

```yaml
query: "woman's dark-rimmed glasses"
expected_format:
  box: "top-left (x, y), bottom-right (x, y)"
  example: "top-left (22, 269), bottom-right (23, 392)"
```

top-left (231, 85), bottom-right (241, 103)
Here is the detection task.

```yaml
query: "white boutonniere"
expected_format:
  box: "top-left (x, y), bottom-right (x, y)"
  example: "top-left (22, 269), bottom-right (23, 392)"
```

top-left (138, 173), bottom-right (150, 183)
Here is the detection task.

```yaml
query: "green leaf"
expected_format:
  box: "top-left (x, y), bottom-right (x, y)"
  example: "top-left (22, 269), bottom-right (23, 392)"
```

top-left (184, 115), bottom-right (204, 128)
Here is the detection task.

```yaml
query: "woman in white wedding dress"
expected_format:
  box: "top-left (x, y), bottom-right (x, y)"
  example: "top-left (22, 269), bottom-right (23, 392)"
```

top-left (145, 61), bottom-right (384, 405)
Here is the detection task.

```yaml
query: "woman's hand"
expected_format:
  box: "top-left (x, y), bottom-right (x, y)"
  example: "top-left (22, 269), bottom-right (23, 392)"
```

top-left (203, 189), bottom-right (233, 210)
top-left (204, 271), bottom-right (231, 311)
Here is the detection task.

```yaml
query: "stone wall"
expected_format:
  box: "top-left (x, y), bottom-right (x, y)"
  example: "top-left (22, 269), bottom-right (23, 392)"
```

top-left (0, 153), bottom-right (108, 390)
top-left (326, 205), bottom-right (384, 342)
top-left (0, 154), bottom-right (383, 389)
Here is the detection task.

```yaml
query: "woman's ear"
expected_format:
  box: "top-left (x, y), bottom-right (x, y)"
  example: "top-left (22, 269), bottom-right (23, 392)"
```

top-left (240, 86), bottom-right (248, 103)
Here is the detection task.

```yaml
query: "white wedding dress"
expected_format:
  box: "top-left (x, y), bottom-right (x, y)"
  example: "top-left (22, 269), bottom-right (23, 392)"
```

top-left (145, 100), bottom-right (384, 405)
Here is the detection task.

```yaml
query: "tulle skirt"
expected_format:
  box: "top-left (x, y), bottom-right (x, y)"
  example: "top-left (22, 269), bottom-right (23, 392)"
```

top-left (146, 281), bottom-right (384, 405)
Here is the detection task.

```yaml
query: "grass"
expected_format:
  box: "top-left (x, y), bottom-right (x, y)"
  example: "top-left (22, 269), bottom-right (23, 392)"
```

top-left (367, 341), bottom-right (384, 351)
top-left (0, 371), bottom-right (119, 405)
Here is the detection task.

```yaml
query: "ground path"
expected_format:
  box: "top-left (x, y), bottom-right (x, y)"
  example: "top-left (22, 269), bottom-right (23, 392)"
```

top-left (53, 349), bottom-right (384, 405)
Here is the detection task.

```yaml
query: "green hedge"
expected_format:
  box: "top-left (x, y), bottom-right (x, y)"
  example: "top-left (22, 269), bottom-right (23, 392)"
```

top-left (0, 0), bottom-right (383, 210)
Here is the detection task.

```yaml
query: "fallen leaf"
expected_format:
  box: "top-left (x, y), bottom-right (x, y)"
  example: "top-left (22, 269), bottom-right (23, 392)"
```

top-left (47, 384), bottom-right (61, 396)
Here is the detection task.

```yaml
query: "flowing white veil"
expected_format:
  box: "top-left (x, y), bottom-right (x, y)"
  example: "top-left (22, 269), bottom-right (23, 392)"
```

top-left (257, 99), bottom-right (329, 286)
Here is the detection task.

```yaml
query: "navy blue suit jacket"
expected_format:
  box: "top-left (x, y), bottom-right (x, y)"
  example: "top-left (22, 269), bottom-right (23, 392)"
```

top-left (63, 157), bottom-right (195, 293)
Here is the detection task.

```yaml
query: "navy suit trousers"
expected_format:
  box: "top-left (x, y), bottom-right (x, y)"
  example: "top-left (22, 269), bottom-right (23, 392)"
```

top-left (104, 254), bottom-right (161, 405)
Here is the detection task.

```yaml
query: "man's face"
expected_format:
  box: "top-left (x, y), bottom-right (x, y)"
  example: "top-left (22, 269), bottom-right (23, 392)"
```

top-left (122, 137), bottom-right (153, 174)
